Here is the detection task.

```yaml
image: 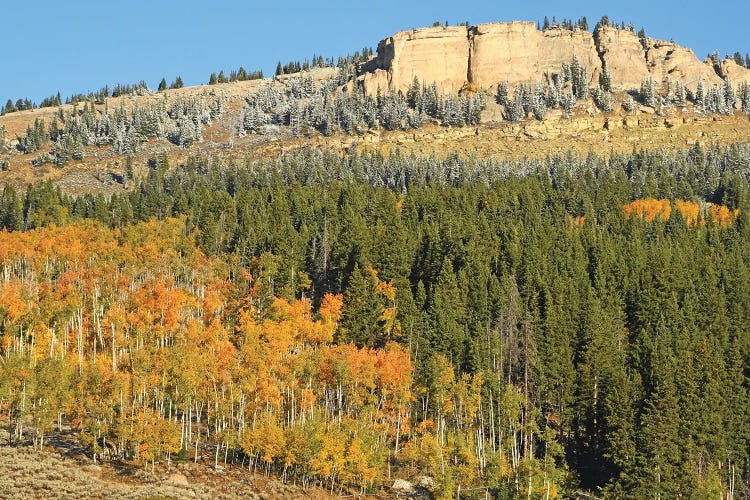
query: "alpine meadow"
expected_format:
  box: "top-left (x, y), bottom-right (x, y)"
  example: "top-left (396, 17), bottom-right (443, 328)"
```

top-left (2, 6), bottom-right (750, 499)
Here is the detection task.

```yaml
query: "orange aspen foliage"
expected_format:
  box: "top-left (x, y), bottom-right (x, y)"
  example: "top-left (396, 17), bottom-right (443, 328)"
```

top-left (674, 199), bottom-right (700, 226)
top-left (708, 203), bottom-right (738, 226)
top-left (623, 198), bottom-right (671, 222)
top-left (319, 293), bottom-right (343, 324)
top-left (0, 282), bottom-right (28, 322)
top-left (376, 342), bottom-right (414, 404)
top-left (316, 293), bottom-right (343, 344)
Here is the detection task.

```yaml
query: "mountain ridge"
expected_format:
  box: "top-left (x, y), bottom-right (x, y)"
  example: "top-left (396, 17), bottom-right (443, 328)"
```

top-left (357, 21), bottom-right (748, 95)
top-left (1, 20), bottom-right (750, 194)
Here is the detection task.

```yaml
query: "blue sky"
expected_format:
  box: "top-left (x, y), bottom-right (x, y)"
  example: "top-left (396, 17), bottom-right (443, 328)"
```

top-left (3, 1), bottom-right (749, 104)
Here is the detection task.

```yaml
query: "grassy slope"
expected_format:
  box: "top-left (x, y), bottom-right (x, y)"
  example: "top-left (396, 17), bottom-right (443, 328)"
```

top-left (2, 72), bottom-right (749, 194)
top-left (0, 442), bottom-right (337, 499)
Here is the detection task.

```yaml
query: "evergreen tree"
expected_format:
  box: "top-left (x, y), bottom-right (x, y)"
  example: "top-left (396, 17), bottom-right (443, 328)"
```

top-left (637, 27), bottom-right (648, 50)
top-left (599, 64), bottom-right (612, 92)
top-left (640, 77), bottom-right (657, 107)
top-left (733, 51), bottom-right (745, 67)
top-left (428, 256), bottom-right (468, 369)
top-left (695, 79), bottom-right (706, 111)
top-left (339, 264), bottom-right (386, 347)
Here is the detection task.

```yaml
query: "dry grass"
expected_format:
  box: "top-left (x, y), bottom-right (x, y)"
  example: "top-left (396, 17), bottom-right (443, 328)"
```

top-left (0, 426), bottom-right (336, 500)
top-left (0, 444), bottom-right (342, 499)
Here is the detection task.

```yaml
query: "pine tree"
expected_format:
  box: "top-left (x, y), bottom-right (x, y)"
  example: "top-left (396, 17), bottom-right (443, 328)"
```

top-left (635, 358), bottom-right (682, 498)
top-left (640, 77), bottom-right (657, 107)
top-left (672, 81), bottom-right (686, 108)
top-left (637, 27), bottom-right (648, 50)
top-left (496, 81), bottom-right (509, 106)
top-left (158, 78), bottom-right (167, 92)
top-left (695, 79), bottom-right (705, 111)
top-left (208, 73), bottom-right (218, 85)
top-left (723, 78), bottom-right (736, 110)
top-left (428, 256), bottom-right (468, 369)
top-left (599, 65), bottom-right (612, 92)
top-left (593, 86), bottom-right (613, 112)
top-left (3, 99), bottom-right (14, 114)
top-left (733, 51), bottom-right (744, 67)
top-left (169, 77), bottom-right (184, 89)
top-left (406, 77), bottom-right (421, 109)
top-left (338, 264), bottom-right (386, 347)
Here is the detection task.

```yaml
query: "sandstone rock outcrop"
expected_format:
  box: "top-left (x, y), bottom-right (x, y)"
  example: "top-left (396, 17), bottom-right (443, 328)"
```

top-left (469, 22), bottom-right (600, 89)
top-left (594, 26), bottom-right (649, 91)
top-left (719, 59), bottom-right (750, 85)
top-left (361, 26), bottom-right (469, 95)
top-left (359, 21), bottom-right (729, 96)
top-left (646, 41), bottom-right (722, 93)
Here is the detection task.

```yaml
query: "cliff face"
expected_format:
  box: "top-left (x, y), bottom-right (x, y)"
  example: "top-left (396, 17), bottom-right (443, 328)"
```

top-left (469, 22), bottom-right (600, 89)
top-left (646, 41), bottom-right (722, 92)
top-left (595, 26), bottom-right (649, 91)
top-left (369, 26), bottom-right (470, 94)
top-left (359, 22), bottom-right (730, 95)
top-left (720, 59), bottom-right (750, 85)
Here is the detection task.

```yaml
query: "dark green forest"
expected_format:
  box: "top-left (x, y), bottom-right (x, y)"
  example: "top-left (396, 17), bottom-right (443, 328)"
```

top-left (2, 143), bottom-right (750, 497)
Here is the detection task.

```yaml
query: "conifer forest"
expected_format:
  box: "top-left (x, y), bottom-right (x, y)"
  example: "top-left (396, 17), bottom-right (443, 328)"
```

top-left (1, 143), bottom-right (750, 498)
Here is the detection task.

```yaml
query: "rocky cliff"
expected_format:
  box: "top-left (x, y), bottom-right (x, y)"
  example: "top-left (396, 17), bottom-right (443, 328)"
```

top-left (361, 26), bottom-right (469, 96)
top-left (594, 26), bottom-right (649, 91)
top-left (646, 41), bottom-right (722, 92)
top-left (359, 22), bottom-right (732, 95)
top-left (469, 22), bottom-right (601, 90)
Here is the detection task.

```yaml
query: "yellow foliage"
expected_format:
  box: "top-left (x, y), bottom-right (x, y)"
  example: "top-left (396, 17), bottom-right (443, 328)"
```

top-left (623, 198), bottom-right (671, 222)
top-left (0, 282), bottom-right (27, 322)
top-left (708, 203), bottom-right (738, 226)
top-left (674, 199), bottom-right (700, 226)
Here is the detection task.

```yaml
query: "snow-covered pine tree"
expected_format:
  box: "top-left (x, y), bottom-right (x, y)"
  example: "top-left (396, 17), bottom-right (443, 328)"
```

top-left (506, 94), bottom-right (525, 122)
top-left (241, 105), bottom-right (269, 134)
top-left (672, 81), bottom-right (687, 108)
top-left (640, 77), bottom-right (657, 107)
top-left (738, 82), bottom-right (750, 113)
top-left (561, 89), bottom-right (576, 116)
top-left (723, 78), bottom-right (736, 110)
top-left (600, 64), bottom-right (612, 92)
top-left (695, 79), bottom-right (706, 112)
top-left (496, 81), bottom-right (509, 106)
top-left (592, 86), bottom-right (612, 112)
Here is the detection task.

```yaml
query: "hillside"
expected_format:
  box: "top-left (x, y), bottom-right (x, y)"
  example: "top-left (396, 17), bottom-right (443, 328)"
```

top-left (3, 16), bottom-right (750, 500)
top-left (0, 440), bottom-right (335, 499)
top-left (1, 21), bottom-right (750, 194)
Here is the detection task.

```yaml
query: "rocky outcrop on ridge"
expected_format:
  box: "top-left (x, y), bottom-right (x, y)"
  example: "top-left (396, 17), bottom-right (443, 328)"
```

top-left (358, 21), bottom-right (733, 96)
top-left (719, 59), bottom-right (750, 85)
top-left (360, 26), bottom-right (469, 96)
top-left (646, 41), bottom-right (722, 92)
top-left (468, 22), bottom-right (601, 90)
top-left (594, 26), bottom-right (649, 91)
